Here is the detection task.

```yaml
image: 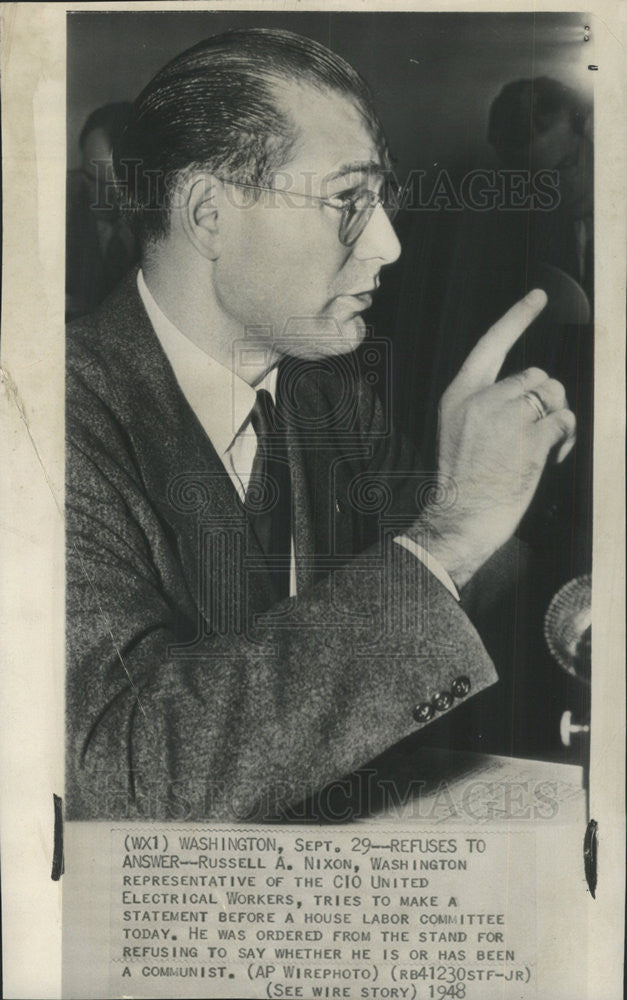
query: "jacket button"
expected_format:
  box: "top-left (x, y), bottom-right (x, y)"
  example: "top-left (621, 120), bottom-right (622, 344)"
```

top-left (452, 676), bottom-right (471, 698)
top-left (433, 690), bottom-right (453, 712)
top-left (413, 702), bottom-right (434, 723)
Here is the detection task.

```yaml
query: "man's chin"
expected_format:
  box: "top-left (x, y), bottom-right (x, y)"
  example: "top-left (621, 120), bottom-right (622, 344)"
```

top-left (279, 313), bottom-right (366, 359)
top-left (325, 313), bottom-right (367, 354)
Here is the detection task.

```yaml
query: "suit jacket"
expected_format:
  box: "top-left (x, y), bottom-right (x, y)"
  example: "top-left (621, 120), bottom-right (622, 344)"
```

top-left (65, 272), bottom-right (497, 821)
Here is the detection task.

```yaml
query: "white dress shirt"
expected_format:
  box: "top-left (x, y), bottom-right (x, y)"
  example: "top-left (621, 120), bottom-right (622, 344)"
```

top-left (137, 270), bottom-right (459, 601)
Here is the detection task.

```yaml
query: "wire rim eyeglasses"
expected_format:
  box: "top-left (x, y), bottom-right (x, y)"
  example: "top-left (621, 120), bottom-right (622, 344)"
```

top-left (215, 175), bottom-right (404, 248)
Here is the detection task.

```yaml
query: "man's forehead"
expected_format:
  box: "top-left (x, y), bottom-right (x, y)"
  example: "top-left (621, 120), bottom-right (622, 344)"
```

top-left (274, 80), bottom-right (384, 184)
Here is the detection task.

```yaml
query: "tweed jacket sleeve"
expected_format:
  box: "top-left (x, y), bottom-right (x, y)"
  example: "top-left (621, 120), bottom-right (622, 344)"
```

top-left (65, 276), bottom-right (498, 821)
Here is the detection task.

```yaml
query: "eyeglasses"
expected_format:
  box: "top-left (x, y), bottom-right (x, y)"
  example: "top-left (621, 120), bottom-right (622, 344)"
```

top-left (216, 175), bottom-right (404, 248)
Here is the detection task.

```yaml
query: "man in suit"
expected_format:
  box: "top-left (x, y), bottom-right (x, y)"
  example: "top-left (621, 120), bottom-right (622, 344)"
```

top-left (66, 29), bottom-right (575, 821)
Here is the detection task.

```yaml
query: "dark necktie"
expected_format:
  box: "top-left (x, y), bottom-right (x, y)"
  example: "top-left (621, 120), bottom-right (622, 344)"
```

top-left (246, 387), bottom-right (292, 600)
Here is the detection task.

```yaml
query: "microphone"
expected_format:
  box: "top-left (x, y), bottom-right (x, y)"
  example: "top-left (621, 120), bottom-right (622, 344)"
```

top-left (544, 574), bottom-right (591, 686)
top-left (544, 573), bottom-right (594, 874)
top-left (544, 574), bottom-right (591, 753)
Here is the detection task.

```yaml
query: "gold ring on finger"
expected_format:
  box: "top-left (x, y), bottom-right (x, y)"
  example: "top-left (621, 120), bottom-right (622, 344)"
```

top-left (523, 390), bottom-right (548, 421)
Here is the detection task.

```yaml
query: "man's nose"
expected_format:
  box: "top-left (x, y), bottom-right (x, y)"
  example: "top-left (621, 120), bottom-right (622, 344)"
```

top-left (352, 204), bottom-right (402, 265)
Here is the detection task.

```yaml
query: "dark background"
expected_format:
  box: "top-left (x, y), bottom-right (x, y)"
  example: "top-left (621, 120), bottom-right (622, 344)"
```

top-left (67, 11), bottom-right (594, 766)
top-left (67, 11), bottom-right (591, 174)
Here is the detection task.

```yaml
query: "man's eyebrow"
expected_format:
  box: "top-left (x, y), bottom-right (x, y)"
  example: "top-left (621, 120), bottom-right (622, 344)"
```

top-left (326, 160), bottom-right (386, 183)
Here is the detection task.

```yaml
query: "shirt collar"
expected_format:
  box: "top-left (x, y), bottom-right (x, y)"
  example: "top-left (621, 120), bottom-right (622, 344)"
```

top-left (137, 269), bottom-right (277, 456)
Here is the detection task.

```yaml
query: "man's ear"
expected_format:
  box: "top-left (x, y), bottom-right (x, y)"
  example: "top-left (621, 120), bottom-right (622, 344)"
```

top-left (179, 173), bottom-right (222, 260)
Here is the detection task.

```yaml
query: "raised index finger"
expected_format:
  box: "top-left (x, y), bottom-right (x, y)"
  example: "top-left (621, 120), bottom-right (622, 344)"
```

top-left (454, 288), bottom-right (548, 394)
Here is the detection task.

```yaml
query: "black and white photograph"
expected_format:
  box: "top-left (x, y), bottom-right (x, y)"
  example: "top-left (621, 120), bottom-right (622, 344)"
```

top-left (64, 9), bottom-right (595, 823)
top-left (0, 3), bottom-right (624, 998)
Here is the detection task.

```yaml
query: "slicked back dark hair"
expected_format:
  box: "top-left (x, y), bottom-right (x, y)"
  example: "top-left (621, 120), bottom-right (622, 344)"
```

top-left (113, 28), bottom-right (388, 248)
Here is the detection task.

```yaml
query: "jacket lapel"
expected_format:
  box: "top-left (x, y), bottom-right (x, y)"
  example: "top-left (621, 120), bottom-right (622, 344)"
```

top-left (91, 273), bottom-right (279, 622)
top-left (90, 274), bottom-right (364, 613)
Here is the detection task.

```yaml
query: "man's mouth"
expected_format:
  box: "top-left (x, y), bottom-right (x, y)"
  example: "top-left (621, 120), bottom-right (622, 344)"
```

top-left (335, 277), bottom-right (380, 314)
top-left (350, 274), bottom-right (380, 301)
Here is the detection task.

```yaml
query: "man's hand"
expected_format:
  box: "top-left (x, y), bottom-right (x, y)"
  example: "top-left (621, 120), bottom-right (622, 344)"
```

top-left (410, 289), bottom-right (576, 589)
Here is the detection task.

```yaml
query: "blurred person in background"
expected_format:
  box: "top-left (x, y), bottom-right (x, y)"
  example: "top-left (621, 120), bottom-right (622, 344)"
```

top-left (66, 102), bottom-right (139, 320)
top-left (488, 76), bottom-right (593, 300)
